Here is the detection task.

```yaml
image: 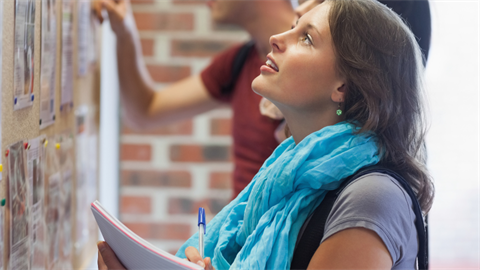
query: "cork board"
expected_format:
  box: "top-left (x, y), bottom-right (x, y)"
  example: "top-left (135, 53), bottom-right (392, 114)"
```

top-left (1, 0), bottom-right (101, 269)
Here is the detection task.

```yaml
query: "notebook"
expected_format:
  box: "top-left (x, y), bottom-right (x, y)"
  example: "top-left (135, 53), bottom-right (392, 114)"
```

top-left (91, 200), bottom-right (203, 270)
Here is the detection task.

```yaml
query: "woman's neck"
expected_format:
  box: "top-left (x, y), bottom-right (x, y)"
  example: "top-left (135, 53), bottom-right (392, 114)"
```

top-left (284, 111), bottom-right (345, 144)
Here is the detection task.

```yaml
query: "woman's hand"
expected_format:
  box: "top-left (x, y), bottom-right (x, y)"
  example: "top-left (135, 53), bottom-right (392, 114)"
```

top-left (97, 241), bottom-right (127, 270)
top-left (91, 0), bottom-right (132, 36)
top-left (184, 246), bottom-right (215, 270)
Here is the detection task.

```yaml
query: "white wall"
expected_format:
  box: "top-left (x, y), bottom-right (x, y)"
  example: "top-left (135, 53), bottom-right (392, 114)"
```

top-left (426, 1), bottom-right (479, 268)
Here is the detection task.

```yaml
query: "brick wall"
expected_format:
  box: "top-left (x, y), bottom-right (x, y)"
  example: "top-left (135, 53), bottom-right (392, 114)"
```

top-left (119, 0), bottom-right (249, 254)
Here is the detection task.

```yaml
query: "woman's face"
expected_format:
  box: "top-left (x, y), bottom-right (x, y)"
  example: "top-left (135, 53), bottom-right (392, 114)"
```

top-left (252, 2), bottom-right (344, 115)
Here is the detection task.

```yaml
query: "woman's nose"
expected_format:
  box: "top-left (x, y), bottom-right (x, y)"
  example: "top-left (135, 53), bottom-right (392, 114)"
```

top-left (269, 34), bottom-right (286, 53)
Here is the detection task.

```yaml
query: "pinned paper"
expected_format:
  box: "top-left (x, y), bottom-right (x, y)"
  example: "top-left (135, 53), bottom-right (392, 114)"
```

top-left (39, 0), bottom-right (57, 129)
top-left (13, 0), bottom-right (36, 110)
top-left (60, 0), bottom-right (74, 112)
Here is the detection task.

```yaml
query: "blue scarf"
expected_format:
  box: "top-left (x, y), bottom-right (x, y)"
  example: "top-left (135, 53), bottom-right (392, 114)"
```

top-left (177, 122), bottom-right (379, 270)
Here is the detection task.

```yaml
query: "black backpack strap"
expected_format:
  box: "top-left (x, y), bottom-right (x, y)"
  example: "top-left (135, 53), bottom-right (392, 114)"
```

top-left (290, 191), bottom-right (338, 270)
top-left (290, 165), bottom-right (429, 270)
top-left (220, 41), bottom-right (255, 95)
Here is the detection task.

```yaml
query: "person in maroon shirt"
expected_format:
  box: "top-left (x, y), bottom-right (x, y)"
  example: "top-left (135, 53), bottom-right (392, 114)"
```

top-left (93, 0), bottom-right (295, 198)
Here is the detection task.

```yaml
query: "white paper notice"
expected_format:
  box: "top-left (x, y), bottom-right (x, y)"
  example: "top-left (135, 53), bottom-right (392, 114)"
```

top-left (88, 17), bottom-right (99, 66)
top-left (74, 106), bottom-right (89, 251)
top-left (27, 137), bottom-right (47, 270)
top-left (46, 173), bottom-right (60, 269)
top-left (0, 0), bottom-right (3, 181)
top-left (8, 141), bottom-right (31, 270)
top-left (77, 0), bottom-right (89, 76)
top-left (61, 170), bottom-right (72, 257)
top-left (61, 0), bottom-right (74, 111)
top-left (13, 0), bottom-right (36, 110)
top-left (40, 0), bottom-right (57, 129)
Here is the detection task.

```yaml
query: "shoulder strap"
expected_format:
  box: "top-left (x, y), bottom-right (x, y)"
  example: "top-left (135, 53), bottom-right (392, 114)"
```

top-left (290, 165), bottom-right (429, 270)
top-left (220, 41), bottom-right (255, 95)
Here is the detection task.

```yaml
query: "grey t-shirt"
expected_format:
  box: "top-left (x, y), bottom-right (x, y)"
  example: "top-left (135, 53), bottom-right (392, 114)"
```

top-left (298, 173), bottom-right (418, 269)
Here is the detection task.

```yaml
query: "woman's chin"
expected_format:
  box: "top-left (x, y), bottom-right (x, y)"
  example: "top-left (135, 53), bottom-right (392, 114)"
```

top-left (251, 77), bottom-right (268, 96)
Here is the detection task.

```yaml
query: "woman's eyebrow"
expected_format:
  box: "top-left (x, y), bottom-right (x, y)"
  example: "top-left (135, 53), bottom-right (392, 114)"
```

top-left (306, 23), bottom-right (321, 38)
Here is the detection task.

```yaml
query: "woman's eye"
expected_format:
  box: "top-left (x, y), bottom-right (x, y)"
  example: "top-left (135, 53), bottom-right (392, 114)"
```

top-left (301, 34), bottom-right (312, 45)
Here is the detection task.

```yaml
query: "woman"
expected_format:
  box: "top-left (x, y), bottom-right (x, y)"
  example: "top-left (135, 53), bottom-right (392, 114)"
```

top-left (98, 0), bottom-right (434, 269)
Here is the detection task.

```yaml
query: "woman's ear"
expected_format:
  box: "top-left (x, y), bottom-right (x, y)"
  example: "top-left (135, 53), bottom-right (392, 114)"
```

top-left (331, 83), bottom-right (346, 103)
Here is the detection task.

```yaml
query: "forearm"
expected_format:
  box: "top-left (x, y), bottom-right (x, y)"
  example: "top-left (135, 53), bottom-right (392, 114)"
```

top-left (115, 15), bottom-right (156, 127)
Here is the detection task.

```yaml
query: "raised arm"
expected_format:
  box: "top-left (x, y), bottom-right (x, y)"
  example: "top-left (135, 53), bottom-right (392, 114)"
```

top-left (94, 0), bottom-right (221, 130)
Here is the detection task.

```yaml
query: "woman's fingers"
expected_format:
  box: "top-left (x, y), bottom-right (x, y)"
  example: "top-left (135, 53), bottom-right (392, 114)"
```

top-left (97, 250), bottom-right (107, 270)
top-left (97, 241), bottom-right (127, 270)
top-left (91, 0), bottom-right (104, 23)
top-left (101, 0), bottom-right (121, 19)
top-left (185, 246), bottom-right (205, 268)
top-left (204, 257), bottom-right (215, 270)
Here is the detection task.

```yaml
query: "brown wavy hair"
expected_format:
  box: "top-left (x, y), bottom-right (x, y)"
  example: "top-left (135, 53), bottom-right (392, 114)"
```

top-left (326, 0), bottom-right (434, 213)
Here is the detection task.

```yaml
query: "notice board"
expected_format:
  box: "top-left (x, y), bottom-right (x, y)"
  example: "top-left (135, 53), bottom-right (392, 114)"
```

top-left (0, 0), bottom-right (101, 269)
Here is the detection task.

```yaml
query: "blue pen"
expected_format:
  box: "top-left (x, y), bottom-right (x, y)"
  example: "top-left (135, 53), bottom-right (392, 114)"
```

top-left (198, 207), bottom-right (206, 258)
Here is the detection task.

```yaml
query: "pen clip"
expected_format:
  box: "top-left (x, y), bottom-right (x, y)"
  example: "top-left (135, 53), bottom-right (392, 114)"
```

top-left (198, 207), bottom-right (206, 234)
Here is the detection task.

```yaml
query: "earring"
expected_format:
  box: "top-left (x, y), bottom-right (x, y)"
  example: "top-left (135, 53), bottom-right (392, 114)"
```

top-left (336, 102), bottom-right (342, 116)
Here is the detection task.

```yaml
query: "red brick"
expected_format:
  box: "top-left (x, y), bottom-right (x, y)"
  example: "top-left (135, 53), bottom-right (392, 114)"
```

top-left (210, 118), bottom-right (232, 136)
top-left (140, 38), bottom-right (154, 56)
top-left (171, 39), bottom-right (235, 57)
top-left (168, 198), bottom-right (194, 214)
top-left (121, 170), bottom-right (192, 187)
top-left (133, 12), bottom-right (194, 31)
top-left (146, 64), bottom-right (191, 83)
top-left (168, 198), bottom-right (230, 215)
top-left (212, 20), bottom-right (243, 32)
top-left (154, 223), bottom-right (191, 240)
top-left (170, 144), bottom-right (231, 162)
top-left (131, 0), bottom-right (155, 4)
top-left (123, 222), bottom-right (152, 239)
top-left (123, 222), bottom-right (191, 240)
top-left (172, 0), bottom-right (205, 5)
top-left (209, 172), bottom-right (232, 189)
top-left (121, 120), bottom-right (193, 135)
top-left (120, 195), bottom-right (152, 214)
top-left (120, 144), bottom-right (152, 161)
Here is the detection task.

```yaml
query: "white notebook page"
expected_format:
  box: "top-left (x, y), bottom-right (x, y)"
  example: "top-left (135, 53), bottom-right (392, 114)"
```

top-left (92, 200), bottom-right (203, 270)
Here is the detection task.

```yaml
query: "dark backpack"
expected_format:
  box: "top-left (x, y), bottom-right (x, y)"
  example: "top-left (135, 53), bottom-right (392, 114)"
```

top-left (220, 41), bottom-right (255, 95)
top-left (290, 165), bottom-right (429, 270)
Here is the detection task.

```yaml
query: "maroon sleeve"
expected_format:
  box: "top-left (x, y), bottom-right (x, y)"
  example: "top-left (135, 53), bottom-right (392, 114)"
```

top-left (200, 43), bottom-right (244, 103)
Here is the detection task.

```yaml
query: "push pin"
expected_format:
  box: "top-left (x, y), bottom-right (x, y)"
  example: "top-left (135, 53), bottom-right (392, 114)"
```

top-left (24, 142), bottom-right (29, 149)
top-left (0, 199), bottom-right (5, 207)
top-left (56, 143), bottom-right (61, 149)
top-left (0, 164), bottom-right (3, 172)
top-left (5, 150), bottom-right (9, 157)
top-left (44, 140), bottom-right (48, 147)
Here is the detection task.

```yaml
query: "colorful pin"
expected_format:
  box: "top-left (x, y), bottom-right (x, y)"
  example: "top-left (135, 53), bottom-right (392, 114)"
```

top-left (44, 140), bottom-right (49, 147)
top-left (56, 143), bottom-right (61, 149)
top-left (1, 199), bottom-right (5, 207)
top-left (5, 150), bottom-right (9, 157)
top-left (24, 142), bottom-right (29, 149)
top-left (0, 164), bottom-right (3, 172)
